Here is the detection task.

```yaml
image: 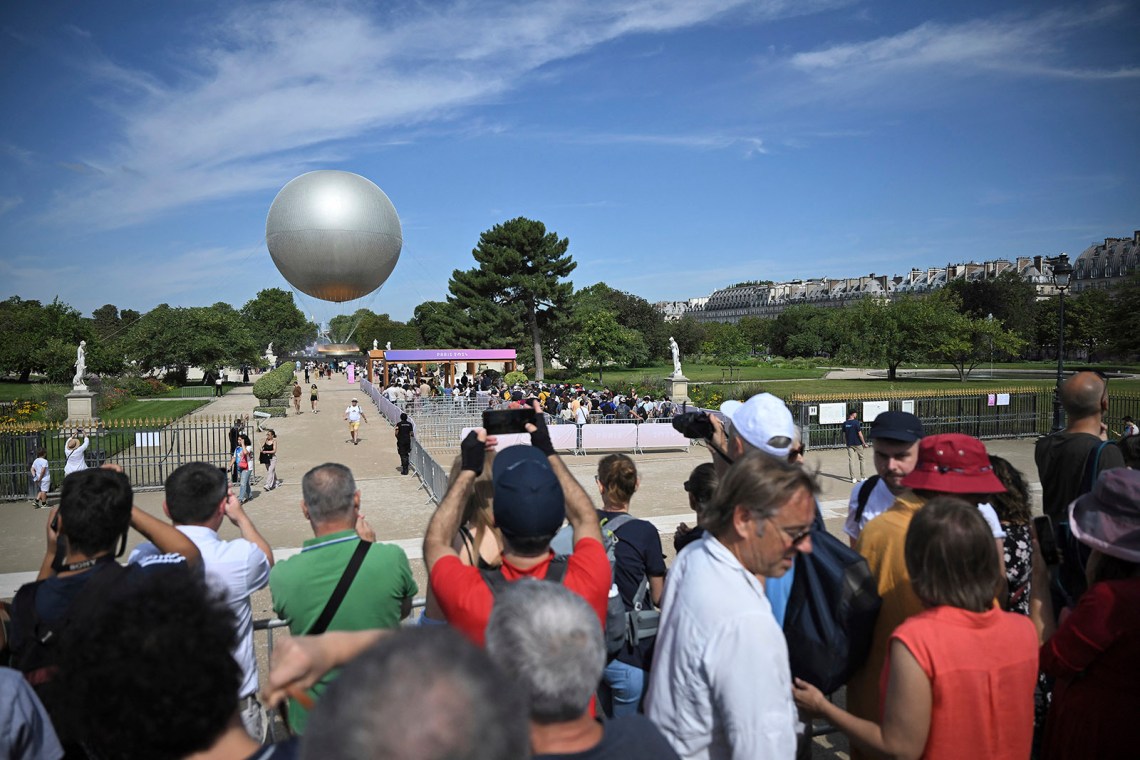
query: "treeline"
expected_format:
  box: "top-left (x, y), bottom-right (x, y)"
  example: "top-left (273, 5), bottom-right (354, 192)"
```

top-left (5, 218), bottom-right (1138, 385)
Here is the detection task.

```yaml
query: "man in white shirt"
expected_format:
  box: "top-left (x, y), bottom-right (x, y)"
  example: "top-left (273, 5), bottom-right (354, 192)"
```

top-left (129, 462), bottom-right (273, 739)
top-left (843, 411), bottom-right (924, 546)
top-left (647, 451), bottom-right (817, 760)
top-left (344, 398), bottom-right (368, 445)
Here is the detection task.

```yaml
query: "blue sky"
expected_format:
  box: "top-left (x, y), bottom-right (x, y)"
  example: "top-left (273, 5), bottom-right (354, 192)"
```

top-left (2, 0), bottom-right (1137, 324)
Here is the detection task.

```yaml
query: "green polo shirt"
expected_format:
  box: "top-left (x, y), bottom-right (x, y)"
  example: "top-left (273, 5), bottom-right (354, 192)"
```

top-left (269, 529), bottom-right (417, 733)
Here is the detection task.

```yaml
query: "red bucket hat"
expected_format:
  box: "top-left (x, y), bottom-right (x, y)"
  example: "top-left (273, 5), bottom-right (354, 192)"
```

top-left (900, 433), bottom-right (1006, 495)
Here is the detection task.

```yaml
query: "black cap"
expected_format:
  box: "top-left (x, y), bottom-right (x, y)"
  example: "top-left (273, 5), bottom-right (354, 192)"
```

top-left (869, 411), bottom-right (924, 442)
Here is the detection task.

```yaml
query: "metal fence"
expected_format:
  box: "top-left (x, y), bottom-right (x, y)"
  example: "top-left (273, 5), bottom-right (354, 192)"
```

top-left (787, 387), bottom-right (1140, 451)
top-left (409, 438), bottom-right (451, 503)
top-left (0, 415), bottom-right (247, 500)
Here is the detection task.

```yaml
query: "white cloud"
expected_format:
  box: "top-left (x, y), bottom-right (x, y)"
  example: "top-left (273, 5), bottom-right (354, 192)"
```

top-left (789, 7), bottom-right (1139, 86)
top-left (47, 0), bottom-right (828, 230)
top-left (0, 196), bottom-right (23, 215)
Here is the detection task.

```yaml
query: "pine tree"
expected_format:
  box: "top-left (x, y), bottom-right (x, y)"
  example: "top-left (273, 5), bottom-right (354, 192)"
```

top-left (448, 218), bottom-right (575, 380)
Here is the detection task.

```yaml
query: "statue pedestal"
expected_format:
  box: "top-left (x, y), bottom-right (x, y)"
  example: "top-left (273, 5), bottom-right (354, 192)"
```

top-left (668, 374), bottom-right (690, 405)
top-left (66, 389), bottom-right (98, 421)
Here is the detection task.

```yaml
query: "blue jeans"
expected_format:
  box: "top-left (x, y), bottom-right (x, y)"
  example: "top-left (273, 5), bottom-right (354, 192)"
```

top-left (600, 659), bottom-right (645, 717)
top-left (239, 468), bottom-right (252, 502)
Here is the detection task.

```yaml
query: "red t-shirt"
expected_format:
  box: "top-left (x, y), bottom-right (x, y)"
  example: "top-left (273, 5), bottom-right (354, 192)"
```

top-left (882, 605), bottom-right (1037, 760)
top-left (430, 537), bottom-right (611, 646)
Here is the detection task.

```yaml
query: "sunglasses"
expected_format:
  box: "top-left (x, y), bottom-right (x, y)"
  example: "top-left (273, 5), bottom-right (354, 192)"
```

top-left (764, 517), bottom-right (812, 547)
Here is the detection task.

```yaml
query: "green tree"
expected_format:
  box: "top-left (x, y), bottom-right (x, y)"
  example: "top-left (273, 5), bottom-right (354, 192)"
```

top-left (411, 301), bottom-right (468, 347)
top-left (1107, 272), bottom-right (1140, 357)
top-left (123, 304), bottom-right (258, 383)
top-left (670, 316), bottom-right (708, 358)
top-left (565, 311), bottom-right (643, 383)
top-left (1065, 288), bottom-right (1112, 360)
top-left (90, 304), bottom-right (123, 341)
top-left (703, 326), bottom-right (749, 367)
top-left (768, 305), bottom-right (842, 358)
top-left (737, 316), bottom-right (771, 356)
top-left (845, 296), bottom-right (953, 380)
top-left (929, 309), bottom-right (1026, 381)
top-left (574, 284), bottom-right (668, 362)
top-left (241, 289), bottom-right (316, 355)
top-left (944, 270), bottom-right (1037, 344)
top-left (448, 218), bottom-right (576, 380)
top-left (0, 297), bottom-right (88, 382)
top-left (327, 309), bottom-right (373, 345)
top-left (356, 313), bottom-right (423, 351)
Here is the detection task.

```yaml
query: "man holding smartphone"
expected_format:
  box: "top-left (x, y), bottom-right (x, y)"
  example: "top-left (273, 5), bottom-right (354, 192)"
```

top-left (423, 404), bottom-right (610, 646)
top-left (129, 462), bottom-right (273, 739)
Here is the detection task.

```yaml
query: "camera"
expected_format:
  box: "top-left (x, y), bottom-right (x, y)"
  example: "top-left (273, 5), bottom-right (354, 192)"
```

top-left (672, 411), bottom-right (714, 440)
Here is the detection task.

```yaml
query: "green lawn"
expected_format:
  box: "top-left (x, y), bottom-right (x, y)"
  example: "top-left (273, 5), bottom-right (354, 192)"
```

top-left (560, 363), bottom-right (826, 386)
top-left (157, 384), bottom-right (235, 398)
top-left (0, 381), bottom-right (70, 400)
top-left (100, 399), bottom-right (210, 420)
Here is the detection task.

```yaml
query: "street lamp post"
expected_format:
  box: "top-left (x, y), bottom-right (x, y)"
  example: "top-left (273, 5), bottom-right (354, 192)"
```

top-left (1051, 254), bottom-right (1074, 433)
top-left (987, 313), bottom-right (994, 378)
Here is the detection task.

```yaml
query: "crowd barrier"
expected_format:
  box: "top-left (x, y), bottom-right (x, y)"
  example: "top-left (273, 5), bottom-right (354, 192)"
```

top-left (461, 418), bottom-right (690, 455)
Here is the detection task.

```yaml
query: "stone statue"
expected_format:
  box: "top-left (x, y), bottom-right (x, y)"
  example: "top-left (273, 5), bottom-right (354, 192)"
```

top-left (73, 340), bottom-right (87, 389)
top-left (373, 339), bottom-right (378, 350)
top-left (386, 341), bottom-right (392, 351)
top-left (265, 343), bottom-right (276, 367)
top-left (670, 336), bottom-right (682, 378)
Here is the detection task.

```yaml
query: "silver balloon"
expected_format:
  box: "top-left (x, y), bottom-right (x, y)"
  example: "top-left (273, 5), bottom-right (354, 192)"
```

top-left (266, 170), bottom-right (402, 302)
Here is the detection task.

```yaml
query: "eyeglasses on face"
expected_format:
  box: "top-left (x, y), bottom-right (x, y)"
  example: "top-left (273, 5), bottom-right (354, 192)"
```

top-left (764, 516), bottom-right (812, 547)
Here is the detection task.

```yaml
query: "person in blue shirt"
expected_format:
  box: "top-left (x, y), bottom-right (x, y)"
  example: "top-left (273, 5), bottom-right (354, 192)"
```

top-left (843, 411), bottom-right (867, 483)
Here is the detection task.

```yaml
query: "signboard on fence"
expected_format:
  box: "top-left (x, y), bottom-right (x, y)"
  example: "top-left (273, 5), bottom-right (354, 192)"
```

top-left (862, 401), bottom-right (889, 421)
top-left (134, 432), bottom-right (160, 448)
top-left (819, 403), bottom-right (847, 425)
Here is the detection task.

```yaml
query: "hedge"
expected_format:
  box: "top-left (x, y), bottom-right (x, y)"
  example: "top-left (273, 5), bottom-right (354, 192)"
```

top-left (253, 364), bottom-right (297, 405)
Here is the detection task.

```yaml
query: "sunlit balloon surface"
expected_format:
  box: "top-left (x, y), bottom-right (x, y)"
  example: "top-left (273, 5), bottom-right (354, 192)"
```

top-left (266, 170), bottom-right (402, 302)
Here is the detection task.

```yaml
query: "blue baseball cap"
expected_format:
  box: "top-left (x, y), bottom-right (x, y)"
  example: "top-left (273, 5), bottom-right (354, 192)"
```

top-left (492, 446), bottom-right (565, 538)
top-left (869, 411), bottom-right (924, 443)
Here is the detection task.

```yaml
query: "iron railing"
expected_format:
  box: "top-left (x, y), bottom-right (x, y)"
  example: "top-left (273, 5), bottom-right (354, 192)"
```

top-left (786, 388), bottom-right (1140, 450)
top-left (0, 415), bottom-right (252, 500)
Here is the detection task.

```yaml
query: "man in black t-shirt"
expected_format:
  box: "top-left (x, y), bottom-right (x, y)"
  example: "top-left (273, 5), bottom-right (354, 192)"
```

top-left (1035, 371), bottom-right (1124, 520)
top-left (395, 413), bottom-right (414, 475)
top-left (1035, 371), bottom-right (1124, 603)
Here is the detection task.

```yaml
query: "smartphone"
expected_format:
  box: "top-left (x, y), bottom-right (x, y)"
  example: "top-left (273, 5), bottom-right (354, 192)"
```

top-left (1033, 515), bottom-right (1060, 566)
top-left (483, 408), bottom-right (537, 435)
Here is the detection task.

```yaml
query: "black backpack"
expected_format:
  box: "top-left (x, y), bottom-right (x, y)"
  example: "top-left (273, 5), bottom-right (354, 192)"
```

top-left (782, 506), bottom-right (882, 694)
top-left (853, 475), bottom-right (882, 525)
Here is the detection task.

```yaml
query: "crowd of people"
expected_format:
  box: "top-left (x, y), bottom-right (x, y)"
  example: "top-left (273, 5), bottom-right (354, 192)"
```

top-left (381, 368), bottom-right (679, 425)
top-left (1, 370), bottom-right (1138, 760)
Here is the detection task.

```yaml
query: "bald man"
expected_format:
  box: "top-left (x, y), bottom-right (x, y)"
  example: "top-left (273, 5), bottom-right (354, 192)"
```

top-left (1035, 371), bottom-right (1124, 521)
top-left (1035, 370), bottom-right (1124, 603)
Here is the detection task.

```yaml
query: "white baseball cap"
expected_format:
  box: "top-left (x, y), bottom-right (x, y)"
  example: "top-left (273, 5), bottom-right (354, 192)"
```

top-left (720, 394), bottom-right (796, 458)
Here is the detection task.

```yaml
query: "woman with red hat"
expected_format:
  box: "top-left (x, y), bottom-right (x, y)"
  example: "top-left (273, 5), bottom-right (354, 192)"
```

top-left (840, 433), bottom-right (1012, 755)
top-left (794, 497), bottom-right (1038, 759)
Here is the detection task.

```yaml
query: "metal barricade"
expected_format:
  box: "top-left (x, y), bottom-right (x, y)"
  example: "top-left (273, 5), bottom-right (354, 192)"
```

top-left (1, 415), bottom-right (239, 500)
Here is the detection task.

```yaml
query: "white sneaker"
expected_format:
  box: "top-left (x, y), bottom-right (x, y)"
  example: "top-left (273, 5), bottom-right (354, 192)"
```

top-left (851, 478), bottom-right (857, 483)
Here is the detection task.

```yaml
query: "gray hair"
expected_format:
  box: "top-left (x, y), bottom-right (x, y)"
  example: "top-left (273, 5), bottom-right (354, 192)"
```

top-left (301, 463), bottom-right (357, 523)
top-left (303, 627), bottom-right (528, 760)
top-left (702, 451), bottom-right (818, 538)
top-left (485, 580), bottom-right (606, 723)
